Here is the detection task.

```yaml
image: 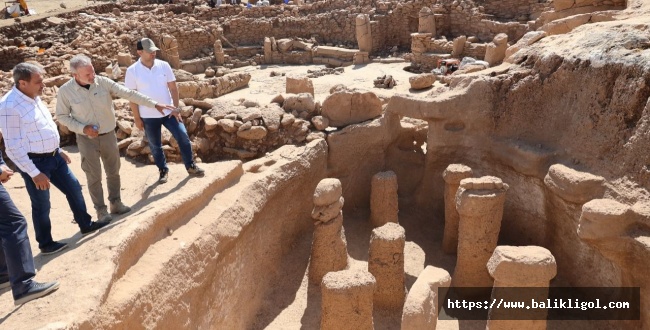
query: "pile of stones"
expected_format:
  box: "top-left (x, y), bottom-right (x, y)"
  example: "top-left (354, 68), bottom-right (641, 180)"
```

top-left (373, 74), bottom-right (396, 88)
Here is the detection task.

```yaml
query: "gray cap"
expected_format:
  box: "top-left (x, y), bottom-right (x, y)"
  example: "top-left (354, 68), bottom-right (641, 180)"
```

top-left (136, 38), bottom-right (160, 52)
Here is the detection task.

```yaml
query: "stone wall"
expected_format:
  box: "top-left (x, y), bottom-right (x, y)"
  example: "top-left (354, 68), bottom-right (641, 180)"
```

top-left (408, 36), bottom-right (488, 71)
top-left (446, 9), bottom-right (529, 42)
top-left (0, 0), bottom-right (558, 77)
top-left (463, 42), bottom-right (487, 59)
top-left (220, 12), bottom-right (358, 48)
top-left (0, 5), bottom-right (220, 75)
top-left (553, 0), bottom-right (626, 11)
top-left (482, 0), bottom-right (553, 21)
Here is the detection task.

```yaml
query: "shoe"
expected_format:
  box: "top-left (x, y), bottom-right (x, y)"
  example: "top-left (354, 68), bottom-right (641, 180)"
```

top-left (159, 168), bottom-right (169, 184)
top-left (187, 163), bottom-right (205, 176)
top-left (0, 275), bottom-right (10, 290)
top-left (80, 220), bottom-right (110, 236)
top-left (14, 281), bottom-right (59, 306)
top-left (110, 200), bottom-right (131, 215)
top-left (40, 241), bottom-right (68, 256)
top-left (97, 207), bottom-right (113, 222)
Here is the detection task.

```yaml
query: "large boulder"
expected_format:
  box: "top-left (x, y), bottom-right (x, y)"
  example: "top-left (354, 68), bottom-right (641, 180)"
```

top-left (484, 33), bottom-right (509, 67)
top-left (237, 125), bottom-right (268, 140)
top-left (286, 75), bottom-right (314, 96)
top-left (276, 38), bottom-right (293, 52)
top-left (409, 73), bottom-right (435, 90)
top-left (283, 93), bottom-right (316, 113)
top-left (321, 88), bottom-right (382, 127)
top-left (504, 31), bottom-right (547, 61)
top-left (261, 103), bottom-right (284, 132)
top-left (173, 69), bottom-right (196, 82)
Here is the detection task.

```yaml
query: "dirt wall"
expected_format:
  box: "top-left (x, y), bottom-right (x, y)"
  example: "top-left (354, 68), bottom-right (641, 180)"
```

top-left (384, 42), bottom-right (650, 290)
top-left (149, 140), bottom-right (326, 329)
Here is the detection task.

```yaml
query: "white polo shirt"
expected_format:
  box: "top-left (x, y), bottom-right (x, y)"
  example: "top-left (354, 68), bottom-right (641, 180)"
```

top-left (125, 59), bottom-right (176, 118)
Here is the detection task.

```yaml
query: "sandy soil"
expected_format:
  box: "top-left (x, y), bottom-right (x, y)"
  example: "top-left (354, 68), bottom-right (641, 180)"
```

top-left (0, 0), bottom-right (95, 27)
top-left (215, 61), bottom-right (432, 104)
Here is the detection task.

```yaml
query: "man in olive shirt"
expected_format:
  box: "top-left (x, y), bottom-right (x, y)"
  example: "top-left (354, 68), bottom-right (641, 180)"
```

top-left (56, 54), bottom-right (175, 222)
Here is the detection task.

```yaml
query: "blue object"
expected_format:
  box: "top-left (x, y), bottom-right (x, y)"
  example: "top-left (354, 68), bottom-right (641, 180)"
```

top-left (19, 153), bottom-right (93, 249)
top-left (142, 116), bottom-right (195, 171)
top-left (0, 172), bottom-right (37, 299)
top-left (283, 0), bottom-right (289, 3)
top-left (246, 2), bottom-right (252, 7)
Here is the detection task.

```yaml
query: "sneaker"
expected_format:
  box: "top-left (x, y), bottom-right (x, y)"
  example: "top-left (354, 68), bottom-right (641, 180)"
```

top-left (159, 168), bottom-right (169, 184)
top-left (40, 241), bottom-right (68, 256)
top-left (97, 207), bottom-right (113, 222)
top-left (80, 220), bottom-right (111, 236)
top-left (14, 281), bottom-right (60, 306)
top-left (110, 200), bottom-right (131, 215)
top-left (0, 275), bottom-right (10, 290)
top-left (187, 163), bottom-right (205, 176)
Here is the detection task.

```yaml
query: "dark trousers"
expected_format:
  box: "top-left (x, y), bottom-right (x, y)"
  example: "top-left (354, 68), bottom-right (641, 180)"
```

top-left (19, 152), bottom-right (92, 249)
top-left (142, 116), bottom-right (195, 171)
top-left (0, 183), bottom-right (36, 299)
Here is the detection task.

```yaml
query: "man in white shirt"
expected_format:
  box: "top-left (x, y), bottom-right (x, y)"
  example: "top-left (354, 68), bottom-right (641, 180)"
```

top-left (0, 63), bottom-right (110, 255)
top-left (125, 38), bottom-right (204, 184)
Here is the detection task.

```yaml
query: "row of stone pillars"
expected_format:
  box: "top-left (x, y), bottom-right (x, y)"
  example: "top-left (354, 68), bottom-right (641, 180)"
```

top-left (440, 163), bottom-right (558, 330)
top-left (310, 172), bottom-right (406, 329)
top-left (321, 225), bottom-right (407, 330)
top-left (312, 165), bottom-right (558, 329)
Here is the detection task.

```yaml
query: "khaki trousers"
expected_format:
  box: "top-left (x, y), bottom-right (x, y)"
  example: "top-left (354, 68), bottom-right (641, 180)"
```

top-left (76, 131), bottom-right (121, 210)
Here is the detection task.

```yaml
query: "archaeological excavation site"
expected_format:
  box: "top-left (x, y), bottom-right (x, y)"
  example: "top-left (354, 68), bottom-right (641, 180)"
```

top-left (0, 0), bottom-right (649, 328)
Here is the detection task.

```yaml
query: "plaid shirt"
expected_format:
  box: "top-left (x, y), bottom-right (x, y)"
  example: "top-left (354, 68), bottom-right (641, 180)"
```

top-left (0, 86), bottom-right (60, 177)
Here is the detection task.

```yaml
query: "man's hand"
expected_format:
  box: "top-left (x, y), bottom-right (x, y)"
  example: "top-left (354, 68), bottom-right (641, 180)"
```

top-left (134, 116), bottom-right (144, 130)
top-left (154, 103), bottom-right (176, 115)
top-left (83, 125), bottom-right (99, 138)
top-left (168, 109), bottom-right (182, 122)
top-left (32, 173), bottom-right (50, 190)
top-left (60, 151), bottom-right (72, 164)
top-left (0, 165), bottom-right (14, 184)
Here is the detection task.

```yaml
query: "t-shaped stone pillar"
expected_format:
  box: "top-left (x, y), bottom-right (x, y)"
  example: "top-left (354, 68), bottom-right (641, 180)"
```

top-left (369, 222), bottom-right (406, 313)
top-left (309, 178), bottom-right (349, 285)
top-left (160, 34), bottom-right (180, 69)
top-left (321, 269), bottom-right (376, 330)
top-left (214, 39), bottom-right (225, 65)
top-left (370, 171), bottom-right (399, 227)
top-left (487, 246), bottom-right (557, 330)
top-left (442, 164), bottom-right (473, 254)
top-left (577, 199), bottom-right (633, 240)
top-left (484, 33), bottom-right (509, 67)
top-left (452, 176), bottom-right (509, 291)
top-left (418, 7), bottom-right (436, 36)
top-left (401, 266), bottom-right (451, 330)
top-left (355, 14), bottom-right (372, 53)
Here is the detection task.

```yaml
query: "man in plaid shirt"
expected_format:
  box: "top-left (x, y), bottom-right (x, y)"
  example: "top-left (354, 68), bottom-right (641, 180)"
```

top-left (0, 63), bottom-right (110, 255)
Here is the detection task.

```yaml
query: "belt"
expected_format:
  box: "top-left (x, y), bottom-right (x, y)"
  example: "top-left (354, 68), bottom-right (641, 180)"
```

top-left (27, 149), bottom-right (58, 158)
